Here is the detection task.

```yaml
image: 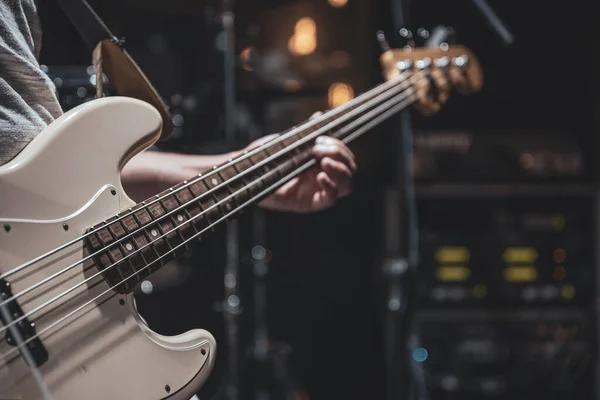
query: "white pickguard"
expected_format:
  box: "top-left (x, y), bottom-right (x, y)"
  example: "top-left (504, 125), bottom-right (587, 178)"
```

top-left (0, 97), bottom-right (216, 399)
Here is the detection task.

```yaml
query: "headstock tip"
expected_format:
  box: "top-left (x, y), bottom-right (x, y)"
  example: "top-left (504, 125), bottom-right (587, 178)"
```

top-left (378, 43), bottom-right (483, 115)
top-left (447, 48), bottom-right (484, 94)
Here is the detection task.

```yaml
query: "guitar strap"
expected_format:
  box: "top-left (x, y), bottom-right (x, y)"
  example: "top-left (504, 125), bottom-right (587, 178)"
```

top-left (55, 0), bottom-right (173, 140)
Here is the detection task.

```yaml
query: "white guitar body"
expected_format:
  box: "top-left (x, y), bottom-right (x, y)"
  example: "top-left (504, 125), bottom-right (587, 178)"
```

top-left (0, 97), bottom-right (216, 399)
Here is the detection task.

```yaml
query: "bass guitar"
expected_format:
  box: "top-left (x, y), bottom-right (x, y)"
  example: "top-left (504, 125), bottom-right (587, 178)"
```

top-left (0, 43), bottom-right (482, 399)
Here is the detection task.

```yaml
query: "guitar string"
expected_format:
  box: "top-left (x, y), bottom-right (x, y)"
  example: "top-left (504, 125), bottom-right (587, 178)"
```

top-left (0, 69), bottom-right (413, 284)
top-left (0, 69), bottom-right (413, 281)
top-left (0, 71), bottom-right (420, 312)
top-left (0, 82), bottom-right (426, 361)
top-left (0, 74), bottom-right (427, 338)
top-left (0, 69), bottom-right (429, 314)
top-left (0, 305), bottom-right (54, 399)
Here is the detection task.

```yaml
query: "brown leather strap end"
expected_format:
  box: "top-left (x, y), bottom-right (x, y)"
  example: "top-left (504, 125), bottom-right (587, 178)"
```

top-left (92, 42), bottom-right (104, 99)
top-left (92, 39), bottom-right (172, 140)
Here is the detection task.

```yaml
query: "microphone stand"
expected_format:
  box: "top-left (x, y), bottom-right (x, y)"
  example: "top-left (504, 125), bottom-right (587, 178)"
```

top-left (246, 205), bottom-right (309, 399)
top-left (382, 0), bottom-right (424, 399)
top-left (221, 2), bottom-right (241, 400)
top-left (243, 98), bottom-right (308, 400)
top-left (249, 209), bottom-right (270, 399)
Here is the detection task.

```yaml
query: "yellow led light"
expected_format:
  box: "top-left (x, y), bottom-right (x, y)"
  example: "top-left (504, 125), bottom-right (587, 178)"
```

top-left (435, 247), bottom-right (470, 263)
top-left (473, 284), bottom-right (487, 299)
top-left (503, 247), bottom-right (537, 263)
top-left (562, 284), bottom-right (575, 300)
top-left (328, 83), bottom-right (354, 109)
top-left (436, 266), bottom-right (470, 282)
top-left (503, 266), bottom-right (537, 282)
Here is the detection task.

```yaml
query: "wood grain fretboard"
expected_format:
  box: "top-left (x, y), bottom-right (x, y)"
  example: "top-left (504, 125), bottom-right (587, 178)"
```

top-left (83, 74), bottom-right (417, 294)
top-left (85, 108), bottom-right (357, 293)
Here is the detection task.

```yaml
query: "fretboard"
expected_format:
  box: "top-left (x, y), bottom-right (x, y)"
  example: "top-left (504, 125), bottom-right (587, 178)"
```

top-left (84, 73), bottom-right (421, 294)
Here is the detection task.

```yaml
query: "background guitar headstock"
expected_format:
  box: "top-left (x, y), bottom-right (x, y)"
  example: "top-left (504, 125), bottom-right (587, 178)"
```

top-left (377, 28), bottom-right (483, 115)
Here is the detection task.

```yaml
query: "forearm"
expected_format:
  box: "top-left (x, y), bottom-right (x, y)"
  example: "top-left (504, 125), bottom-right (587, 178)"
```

top-left (121, 149), bottom-right (240, 202)
top-left (120, 133), bottom-right (355, 213)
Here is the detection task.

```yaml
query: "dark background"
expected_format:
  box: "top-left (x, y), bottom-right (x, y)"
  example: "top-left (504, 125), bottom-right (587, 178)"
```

top-left (37, 0), bottom-right (598, 399)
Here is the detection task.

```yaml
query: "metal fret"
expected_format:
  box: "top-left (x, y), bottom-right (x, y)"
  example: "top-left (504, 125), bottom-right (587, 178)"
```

top-left (84, 121), bottom-right (326, 294)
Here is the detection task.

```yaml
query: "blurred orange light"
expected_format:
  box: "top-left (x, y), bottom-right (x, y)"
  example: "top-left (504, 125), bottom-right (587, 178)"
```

top-left (240, 47), bottom-right (255, 71)
top-left (289, 17), bottom-right (317, 56)
top-left (295, 17), bottom-right (316, 33)
top-left (288, 35), bottom-right (316, 56)
top-left (328, 82), bottom-right (354, 109)
top-left (328, 0), bottom-right (348, 7)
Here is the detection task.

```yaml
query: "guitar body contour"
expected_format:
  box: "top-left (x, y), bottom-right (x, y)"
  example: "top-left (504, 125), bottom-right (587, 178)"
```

top-left (0, 97), bottom-right (216, 400)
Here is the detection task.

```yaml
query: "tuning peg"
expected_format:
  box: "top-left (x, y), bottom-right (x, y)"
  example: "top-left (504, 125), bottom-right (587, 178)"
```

top-left (454, 55), bottom-right (469, 68)
top-left (417, 28), bottom-right (430, 40)
top-left (399, 28), bottom-right (412, 39)
top-left (413, 28), bottom-right (430, 47)
top-left (434, 56), bottom-right (450, 68)
top-left (376, 30), bottom-right (390, 52)
top-left (416, 57), bottom-right (432, 70)
top-left (398, 28), bottom-right (415, 49)
top-left (396, 59), bottom-right (413, 72)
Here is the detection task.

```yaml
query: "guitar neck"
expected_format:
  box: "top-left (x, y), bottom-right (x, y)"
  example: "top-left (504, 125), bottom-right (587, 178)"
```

top-left (84, 72), bottom-right (421, 293)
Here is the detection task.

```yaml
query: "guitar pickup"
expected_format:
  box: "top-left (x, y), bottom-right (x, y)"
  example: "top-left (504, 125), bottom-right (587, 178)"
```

top-left (0, 279), bottom-right (48, 367)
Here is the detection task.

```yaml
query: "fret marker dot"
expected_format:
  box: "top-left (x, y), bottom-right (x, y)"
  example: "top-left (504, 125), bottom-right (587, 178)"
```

top-left (125, 243), bottom-right (133, 251)
top-left (151, 229), bottom-right (158, 237)
top-left (177, 214), bottom-right (184, 222)
top-left (211, 178), bottom-right (218, 185)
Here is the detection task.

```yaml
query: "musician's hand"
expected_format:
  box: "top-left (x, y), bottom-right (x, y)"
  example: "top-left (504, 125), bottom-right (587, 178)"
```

top-left (122, 112), bottom-right (356, 212)
top-left (254, 121), bottom-right (357, 213)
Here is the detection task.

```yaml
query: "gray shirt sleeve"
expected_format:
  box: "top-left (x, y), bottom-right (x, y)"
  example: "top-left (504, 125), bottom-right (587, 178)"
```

top-left (0, 0), bottom-right (63, 166)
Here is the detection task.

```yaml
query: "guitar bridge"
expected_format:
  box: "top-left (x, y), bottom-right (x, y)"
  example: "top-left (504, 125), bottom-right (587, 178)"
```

top-left (0, 279), bottom-right (48, 367)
